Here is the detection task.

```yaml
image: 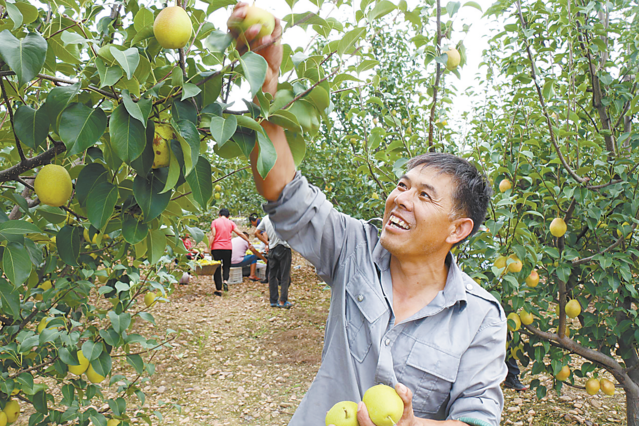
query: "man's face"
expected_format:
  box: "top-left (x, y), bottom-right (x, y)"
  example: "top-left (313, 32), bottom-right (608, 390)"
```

top-left (380, 166), bottom-right (460, 260)
top-left (250, 219), bottom-right (257, 227)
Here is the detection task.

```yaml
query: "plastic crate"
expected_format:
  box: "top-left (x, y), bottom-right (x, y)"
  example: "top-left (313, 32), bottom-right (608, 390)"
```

top-left (256, 263), bottom-right (267, 280)
top-left (227, 267), bottom-right (243, 284)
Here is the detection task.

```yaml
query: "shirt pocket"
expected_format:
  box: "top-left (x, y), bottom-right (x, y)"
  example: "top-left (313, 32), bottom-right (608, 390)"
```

top-left (344, 274), bottom-right (386, 363)
top-left (402, 341), bottom-right (460, 416)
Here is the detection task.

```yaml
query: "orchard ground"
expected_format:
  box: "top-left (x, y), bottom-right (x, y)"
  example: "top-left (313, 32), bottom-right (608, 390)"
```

top-left (16, 253), bottom-right (627, 426)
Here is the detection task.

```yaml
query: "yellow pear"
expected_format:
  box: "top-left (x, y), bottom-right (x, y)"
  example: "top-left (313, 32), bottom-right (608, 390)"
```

top-left (215, 192), bottom-right (221, 199)
top-left (617, 222), bottom-right (631, 239)
top-left (68, 350), bottom-right (90, 375)
top-left (86, 365), bottom-right (106, 383)
top-left (445, 48), bottom-right (461, 71)
top-left (324, 401), bottom-right (359, 426)
top-left (144, 292), bottom-right (157, 307)
top-left (228, 6), bottom-right (275, 43)
top-left (525, 270), bottom-right (539, 287)
top-left (507, 312), bottom-right (521, 331)
top-left (494, 255), bottom-right (507, 270)
top-left (215, 184), bottom-right (222, 192)
top-left (35, 280), bottom-right (52, 301)
top-left (519, 310), bottom-right (534, 325)
top-left (2, 400), bottom-right (19, 423)
top-left (107, 419), bottom-right (120, 426)
top-left (152, 134), bottom-right (170, 169)
top-left (600, 378), bottom-right (615, 396)
top-left (507, 255), bottom-right (523, 273)
top-left (555, 365), bottom-right (570, 381)
top-left (565, 299), bottom-right (581, 318)
top-left (153, 6), bottom-right (192, 49)
top-left (499, 179), bottom-right (512, 193)
top-left (585, 378), bottom-right (600, 395)
top-left (362, 384), bottom-right (403, 426)
top-left (0, 411), bottom-right (6, 426)
top-left (550, 217), bottom-right (567, 237)
top-left (372, 193), bottom-right (379, 200)
top-left (34, 164), bottom-right (73, 207)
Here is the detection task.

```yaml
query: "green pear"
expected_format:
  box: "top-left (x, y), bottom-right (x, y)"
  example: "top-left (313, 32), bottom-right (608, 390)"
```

top-left (228, 6), bottom-right (275, 43)
top-left (362, 384), bottom-right (403, 426)
top-left (325, 401), bottom-right (359, 426)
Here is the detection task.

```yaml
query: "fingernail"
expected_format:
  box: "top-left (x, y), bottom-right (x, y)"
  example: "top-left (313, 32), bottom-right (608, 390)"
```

top-left (358, 401), bottom-right (365, 410)
top-left (397, 383), bottom-right (406, 393)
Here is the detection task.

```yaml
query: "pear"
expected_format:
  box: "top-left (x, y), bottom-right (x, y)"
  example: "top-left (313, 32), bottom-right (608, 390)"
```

top-left (325, 401), bottom-right (359, 426)
top-left (362, 384), bottom-right (403, 426)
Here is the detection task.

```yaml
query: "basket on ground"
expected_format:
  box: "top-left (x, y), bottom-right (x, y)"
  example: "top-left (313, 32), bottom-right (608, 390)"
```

top-left (228, 267), bottom-right (243, 284)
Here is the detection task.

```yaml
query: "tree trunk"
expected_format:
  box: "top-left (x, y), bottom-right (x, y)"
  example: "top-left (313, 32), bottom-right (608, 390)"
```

top-left (626, 382), bottom-right (639, 426)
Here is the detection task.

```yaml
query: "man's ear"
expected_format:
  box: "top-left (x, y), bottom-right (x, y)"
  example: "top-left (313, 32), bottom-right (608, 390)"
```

top-left (446, 218), bottom-right (474, 245)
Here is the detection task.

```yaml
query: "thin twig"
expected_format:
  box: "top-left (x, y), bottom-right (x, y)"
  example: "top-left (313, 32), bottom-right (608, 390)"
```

top-left (0, 76), bottom-right (26, 162)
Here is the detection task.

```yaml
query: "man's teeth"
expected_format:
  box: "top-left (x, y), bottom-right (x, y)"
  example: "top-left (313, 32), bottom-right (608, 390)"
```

top-left (389, 215), bottom-right (410, 230)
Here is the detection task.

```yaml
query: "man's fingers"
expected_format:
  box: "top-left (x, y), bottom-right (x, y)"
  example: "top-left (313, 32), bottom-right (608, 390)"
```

top-left (356, 402), bottom-right (376, 426)
top-left (395, 383), bottom-right (417, 423)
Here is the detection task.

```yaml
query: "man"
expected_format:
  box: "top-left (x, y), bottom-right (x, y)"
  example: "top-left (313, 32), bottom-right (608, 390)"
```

top-left (228, 4), bottom-right (507, 425)
top-left (256, 215), bottom-right (293, 309)
top-left (248, 213), bottom-right (262, 228)
top-left (230, 231), bottom-right (267, 281)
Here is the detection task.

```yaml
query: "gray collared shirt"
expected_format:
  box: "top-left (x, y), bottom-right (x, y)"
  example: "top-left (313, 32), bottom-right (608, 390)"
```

top-left (265, 172), bottom-right (507, 426)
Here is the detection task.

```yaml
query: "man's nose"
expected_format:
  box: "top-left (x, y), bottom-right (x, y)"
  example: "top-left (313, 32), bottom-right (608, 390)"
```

top-left (393, 188), bottom-right (414, 210)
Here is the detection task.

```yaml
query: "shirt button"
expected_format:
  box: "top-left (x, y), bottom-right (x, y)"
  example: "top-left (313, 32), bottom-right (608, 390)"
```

top-left (466, 284), bottom-right (473, 290)
top-left (357, 294), bottom-right (364, 302)
top-left (385, 339), bottom-right (391, 346)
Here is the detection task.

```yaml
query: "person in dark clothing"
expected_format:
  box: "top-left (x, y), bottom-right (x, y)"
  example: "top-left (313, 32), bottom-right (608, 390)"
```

top-left (256, 215), bottom-right (292, 308)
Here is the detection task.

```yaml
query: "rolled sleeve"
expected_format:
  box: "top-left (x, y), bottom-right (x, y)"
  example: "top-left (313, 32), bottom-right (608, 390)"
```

top-left (446, 316), bottom-right (508, 426)
top-left (263, 172), bottom-right (360, 283)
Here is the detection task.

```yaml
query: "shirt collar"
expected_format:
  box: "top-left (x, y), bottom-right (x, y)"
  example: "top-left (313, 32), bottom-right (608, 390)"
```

top-left (372, 241), bottom-right (468, 311)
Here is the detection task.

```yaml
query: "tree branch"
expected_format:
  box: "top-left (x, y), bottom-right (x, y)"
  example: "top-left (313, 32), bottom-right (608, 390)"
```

top-left (427, 0), bottom-right (442, 149)
top-left (0, 76), bottom-right (26, 162)
top-left (0, 142), bottom-right (67, 183)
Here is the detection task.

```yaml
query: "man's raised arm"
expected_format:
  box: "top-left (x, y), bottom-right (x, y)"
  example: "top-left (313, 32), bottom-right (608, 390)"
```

top-left (227, 3), bottom-right (296, 202)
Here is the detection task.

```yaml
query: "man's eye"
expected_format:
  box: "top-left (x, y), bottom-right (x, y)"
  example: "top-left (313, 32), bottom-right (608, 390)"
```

top-left (421, 192), bottom-right (431, 199)
top-left (398, 182), bottom-right (407, 189)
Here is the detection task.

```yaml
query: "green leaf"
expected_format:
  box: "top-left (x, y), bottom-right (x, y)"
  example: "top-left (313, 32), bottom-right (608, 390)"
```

top-left (368, 0), bottom-right (396, 20)
top-left (90, 351), bottom-right (112, 377)
top-left (181, 83), bottom-right (201, 101)
top-left (126, 354), bottom-right (145, 374)
top-left (0, 30), bottom-right (47, 87)
top-left (110, 102), bottom-right (146, 163)
top-left (446, 1), bottom-right (461, 16)
top-left (203, 30), bottom-right (233, 53)
top-left (131, 25), bottom-right (155, 46)
top-left (76, 163), bottom-right (109, 206)
top-left (33, 390), bottom-right (48, 414)
top-left (133, 173), bottom-right (172, 222)
top-left (110, 47), bottom-right (140, 80)
top-left (171, 119), bottom-right (200, 175)
top-left (45, 83), bottom-right (81, 131)
top-left (239, 52), bottom-right (268, 98)
top-left (269, 110), bottom-right (301, 132)
top-left (5, 3), bottom-right (23, 30)
top-left (96, 57), bottom-right (123, 88)
top-left (255, 131), bottom-right (277, 179)
top-left (0, 220), bottom-right (41, 238)
top-left (134, 8), bottom-right (154, 31)
top-left (0, 278), bottom-right (20, 318)
top-left (463, 1), bottom-right (482, 11)
top-left (3, 242), bottom-right (31, 286)
top-left (109, 311), bottom-right (131, 335)
top-left (56, 225), bottom-right (82, 266)
top-left (185, 156), bottom-right (212, 209)
top-left (131, 121), bottom-right (156, 176)
top-left (338, 27), bottom-right (366, 56)
top-left (14, 105), bottom-right (50, 150)
top-left (15, 2), bottom-right (39, 25)
top-left (81, 341), bottom-right (103, 361)
top-left (122, 91), bottom-right (151, 127)
top-left (209, 115), bottom-right (237, 145)
top-left (285, 130), bottom-right (306, 167)
top-left (147, 229), bottom-right (166, 264)
top-left (171, 99), bottom-right (197, 124)
top-left (236, 115), bottom-right (264, 134)
top-left (86, 181), bottom-right (118, 230)
top-left (59, 104), bottom-right (108, 156)
top-left (122, 214), bottom-right (148, 245)
top-left (159, 147), bottom-right (180, 194)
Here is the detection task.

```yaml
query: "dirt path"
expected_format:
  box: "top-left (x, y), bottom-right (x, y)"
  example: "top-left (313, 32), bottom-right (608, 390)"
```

top-left (133, 254), bottom-right (628, 426)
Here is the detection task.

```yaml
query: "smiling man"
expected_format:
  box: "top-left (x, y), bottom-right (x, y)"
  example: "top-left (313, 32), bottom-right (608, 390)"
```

top-left (228, 4), bottom-right (507, 426)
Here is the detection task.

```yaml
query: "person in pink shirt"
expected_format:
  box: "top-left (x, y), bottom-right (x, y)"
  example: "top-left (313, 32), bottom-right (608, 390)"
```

top-left (210, 208), bottom-right (252, 295)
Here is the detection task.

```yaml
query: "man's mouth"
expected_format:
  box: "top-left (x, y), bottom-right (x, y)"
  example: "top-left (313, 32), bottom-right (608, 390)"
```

top-left (388, 214), bottom-right (410, 230)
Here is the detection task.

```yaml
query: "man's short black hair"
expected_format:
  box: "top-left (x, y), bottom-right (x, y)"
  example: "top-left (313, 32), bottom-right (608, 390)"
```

top-left (248, 213), bottom-right (259, 223)
top-left (219, 208), bottom-right (230, 217)
top-left (406, 153), bottom-right (492, 243)
top-left (243, 231), bottom-right (249, 237)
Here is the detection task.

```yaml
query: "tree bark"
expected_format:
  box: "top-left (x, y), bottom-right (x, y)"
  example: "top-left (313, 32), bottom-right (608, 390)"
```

top-left (626, 385), bottom-right (639, 426)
